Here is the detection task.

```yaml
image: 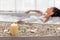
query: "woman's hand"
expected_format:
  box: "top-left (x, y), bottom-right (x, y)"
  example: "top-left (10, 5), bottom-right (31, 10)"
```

top-left (25, 10), bottom-right (42, 15)
top-left (16, 20), bottom-right (25, 24)
top-left (25, 10), bottom-right (31, 14)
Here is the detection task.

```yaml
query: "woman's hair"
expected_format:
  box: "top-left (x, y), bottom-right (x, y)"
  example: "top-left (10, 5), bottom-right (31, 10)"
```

top-left (51, 7), bottom-right (60, 17)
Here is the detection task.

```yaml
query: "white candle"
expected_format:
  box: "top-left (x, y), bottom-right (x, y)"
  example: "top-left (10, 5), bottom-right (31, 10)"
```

top-left (57, 27), bottom-right (60, 30)
top-left (30, 29), bottom-right (37, 33)
top-left (4, 27), bottom-right (9, 33)
top-left (4, 29), bottom-right (8, 33)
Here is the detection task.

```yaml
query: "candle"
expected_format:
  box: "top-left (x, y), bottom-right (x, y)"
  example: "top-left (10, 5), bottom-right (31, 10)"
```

top-left (4, 27), bottom-right (9, 33)
top-left (30, 29), bottom-right (37, 33)
top-left (10, 23), bottom-right (19, 36)
top-left (4, 29), bottom-right (8, 33)
top-left (57, 27), bottom-right (60, 30)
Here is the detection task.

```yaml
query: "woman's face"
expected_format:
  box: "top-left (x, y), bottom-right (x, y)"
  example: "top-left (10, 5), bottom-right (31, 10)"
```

top-left (46, 7), bottom-right (54, 16)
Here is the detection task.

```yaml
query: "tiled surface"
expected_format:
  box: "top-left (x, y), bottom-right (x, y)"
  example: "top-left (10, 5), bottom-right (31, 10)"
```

top-left (0, 22), bottom-right (60, 37)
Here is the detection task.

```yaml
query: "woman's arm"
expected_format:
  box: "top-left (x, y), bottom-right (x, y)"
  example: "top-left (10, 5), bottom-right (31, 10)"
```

top-left (44, 16), bottom-right (50, 22)
top-left (25, 10), bottom-right (43, 15)
top-left (16, 20), bottom-right (25, 24)
top-left (44, 13), bottom-right (52, 22)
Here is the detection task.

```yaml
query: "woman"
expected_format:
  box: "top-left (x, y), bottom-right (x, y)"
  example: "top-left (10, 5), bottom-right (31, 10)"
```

top-left (45, 7), bottom-right (60, 22)
top-left (17, 7), bottom-right (60, 24)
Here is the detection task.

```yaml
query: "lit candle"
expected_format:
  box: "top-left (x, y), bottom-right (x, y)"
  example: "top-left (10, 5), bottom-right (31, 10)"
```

top-left (57, 27), bottom-right (60, 30)
top-left (4, 29), bottom-right (8, 33)
top-left (10, 23), bottom-right (19, 36)
top-left (4, 27), bottom-right (9, 33)
top-left (30, 29), bottom-right (37, 33)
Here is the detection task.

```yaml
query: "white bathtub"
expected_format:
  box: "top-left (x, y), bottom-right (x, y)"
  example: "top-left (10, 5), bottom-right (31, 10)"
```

top-left (0, 12), bottom-right (60, 24)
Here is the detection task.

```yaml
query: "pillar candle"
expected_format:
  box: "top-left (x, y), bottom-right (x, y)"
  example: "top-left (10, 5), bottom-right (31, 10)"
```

top-left (10, 23), bottom-right (19, 37)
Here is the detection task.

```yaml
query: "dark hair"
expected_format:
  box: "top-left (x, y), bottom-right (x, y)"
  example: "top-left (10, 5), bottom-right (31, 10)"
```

top-left (51, 7), bottom-right (60, 17)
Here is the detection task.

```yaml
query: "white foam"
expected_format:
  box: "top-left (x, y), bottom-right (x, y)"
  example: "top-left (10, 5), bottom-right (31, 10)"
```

top-left (21, 15), bottom-right (60, 24)
top-left (0, 14), bottom-right (60, 24)
top-left (0, 15), bottom-right (20, 22)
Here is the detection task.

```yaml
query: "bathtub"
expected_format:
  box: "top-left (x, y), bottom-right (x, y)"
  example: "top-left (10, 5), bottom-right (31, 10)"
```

top-left (0, 12), bottom-right (60, 24)
top-left (0, 12), bottom-right (28, 22)
top-left (0, 12), bottom-right (60, 40)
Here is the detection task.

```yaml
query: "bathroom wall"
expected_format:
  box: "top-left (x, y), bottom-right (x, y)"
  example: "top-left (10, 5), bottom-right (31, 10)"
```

top-left (0, 0), bottom-right (15, 11)
top-left (16, 0), bottom-right (54, 12)
top-left (0, 0), bottom-right (35, 11)
top-left (36, 0), bottom-right (54, 13)
top-left (16, 0), bottom-right (35, 11)
top-left (55, 0), bottom-right (60, 9)
top-left (0, 0), bottom-right (59, 13)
